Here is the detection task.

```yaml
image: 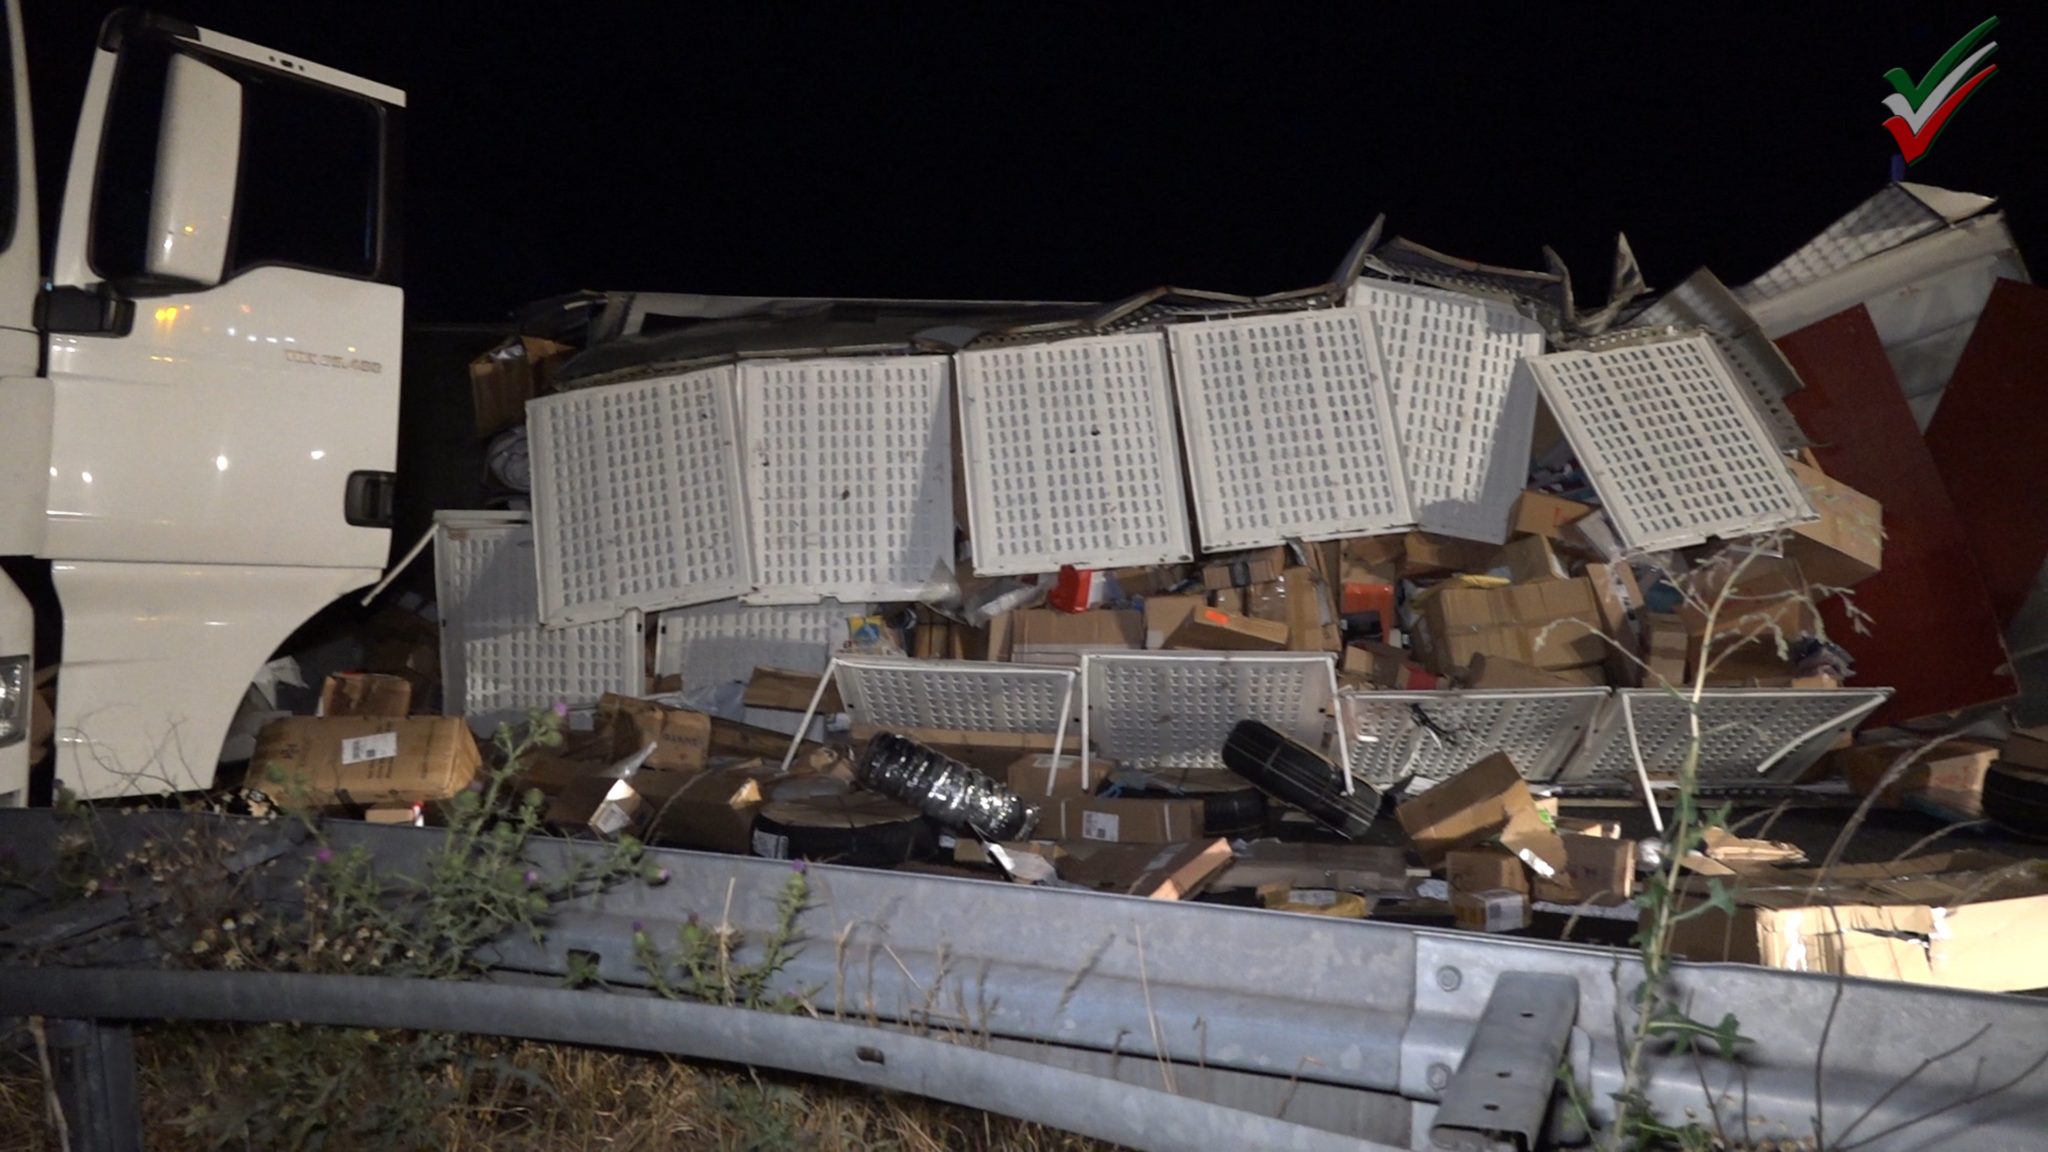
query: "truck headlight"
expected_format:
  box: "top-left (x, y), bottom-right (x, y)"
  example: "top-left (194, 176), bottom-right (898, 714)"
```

top-left (0, 656), bottom-right (26, 747)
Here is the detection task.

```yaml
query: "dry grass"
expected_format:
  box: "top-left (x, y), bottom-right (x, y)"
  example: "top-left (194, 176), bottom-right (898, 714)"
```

top-left (0, 1023), bottom-right (1123, 1152)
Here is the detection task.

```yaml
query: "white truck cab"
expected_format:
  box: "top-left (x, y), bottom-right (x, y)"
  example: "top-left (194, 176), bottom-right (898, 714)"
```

top-left (0, 4), bottom-right (405, 803)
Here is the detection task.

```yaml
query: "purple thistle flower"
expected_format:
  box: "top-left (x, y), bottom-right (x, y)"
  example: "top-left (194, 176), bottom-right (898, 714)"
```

top-left (550, 700), bottom-right (570, 720)
top-left (523, 869), bottom-right (541, 888)
top-left (314, 847), bottom-right (333, 865)
top-left (631, 920), bottom-right (645, 933)
top-left (790, 859), bottom-right (809, 875)
top-left (467, 780), bottom-right (485, 793)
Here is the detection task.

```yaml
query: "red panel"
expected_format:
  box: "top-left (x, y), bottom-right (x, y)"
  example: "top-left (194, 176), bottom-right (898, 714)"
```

top-left (1776, 306), bottom-right (2015, 727)
top-left (1923, 278), bottom-right (2048, 627)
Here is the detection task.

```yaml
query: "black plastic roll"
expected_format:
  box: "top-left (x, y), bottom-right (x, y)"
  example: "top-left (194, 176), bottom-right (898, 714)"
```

top-left (1221, 720), bottom-right (1381, 839)
top-left (750, 794), bottom-right (936, 868)
top-left (1983, 763), bottom-right (2048, 841)
top-left (856, 732), bottom-right (1040, 841)
top-left (1121, 768), bottom-right (1268, 836)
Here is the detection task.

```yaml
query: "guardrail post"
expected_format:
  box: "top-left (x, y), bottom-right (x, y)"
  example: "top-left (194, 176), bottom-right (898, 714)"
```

top-left (1428, 972), bottom-right (1578, 1152)
top-left (45, 1018), bottom-right (141, 1152)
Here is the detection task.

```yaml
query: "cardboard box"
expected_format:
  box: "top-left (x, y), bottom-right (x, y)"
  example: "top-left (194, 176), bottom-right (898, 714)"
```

top-left (2001, 726), bottom-right (2048, 771)
top-left (1663, 852), bottom-right (2048, 992)
top-left (362, 804), bottom-right (421, 826)
top-left (1414, 577), bottom-right (1609, 674)
top-left (1057, 838), bottom-right (1234, 900)
top-left (1393, 753), bottom-right (1567, 875)
top-left (1531, 833), bottom-right (1636, 905)
top-left (547, 773), bottom-right (644, 836)
top-left (317, 672), bottom-right (413, 719)
top-left (1210, 841), bottom-right (1410, 894)
top-left (1279, 566), bottom-right (1340, 652)
top-left (1837, 739), bottom-right (1998, 818)
top-left (1244, 580), bottom-right (1289, 622)
top-left (596, 694), bottom-right (712, 774)
top-left (1167, 606), bottom-right (1290, 652)
top-left (254, 716), bottom-right (481, 806)
top-left (1784, 457), bottom-right (1883, 589)
top-left (1111, 565), bottom-right (1186, 599)
top-left (1400, 532), bottom-right (1498, 577)
top-left (1343, 642), bottom-right (1446, 690)
top-left (1452, 888), bottom-right (1530, 933)
top-left (744, 667), bottom-right (842, 713)
top-left (1485, 534), bottom-right (1567, 584)
top-left (1006, 753), bottom-right (1102, 801)
top-left (1201, 547), bottom-right (1289, 591)
top-left (1446, 846), bottom-right (1529, 898)
top-left (1042, 796), bottom-right (1204, 843)
top-left (1510, 491), bottom-right (1595, 541)
top-left (1011, 609), bottom-right (1143, 666)
top-left (469, 335), bottom-right (572, 439)
top-left (1258, 886), bottom-right (1371, 918)
top-left (634, 765), bottom-right (771, 854)
top-left (1641, 613), bottom-right (1688, 689)
top-left (1461, 653), bottom-right (1601, 690)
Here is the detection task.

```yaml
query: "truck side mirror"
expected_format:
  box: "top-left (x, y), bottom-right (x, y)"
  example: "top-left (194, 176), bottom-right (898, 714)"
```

top-left (144, 54), bottom-right (241, 288)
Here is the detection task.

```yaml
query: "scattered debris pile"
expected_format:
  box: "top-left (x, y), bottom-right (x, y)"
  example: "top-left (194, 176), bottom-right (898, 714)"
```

top-left (250, 182), bottom-right (2046, 993)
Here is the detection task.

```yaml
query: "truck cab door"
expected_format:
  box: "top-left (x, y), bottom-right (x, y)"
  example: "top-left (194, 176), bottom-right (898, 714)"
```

top-left (43, 15), bottom-right (406, 797)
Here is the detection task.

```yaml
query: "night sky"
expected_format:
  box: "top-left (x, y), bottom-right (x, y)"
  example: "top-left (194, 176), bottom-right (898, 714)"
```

top-left (22, 3), bottom-right (2046, 321)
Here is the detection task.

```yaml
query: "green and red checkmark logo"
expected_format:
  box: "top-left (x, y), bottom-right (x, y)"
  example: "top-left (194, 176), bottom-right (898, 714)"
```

top-left (1882, 16), bottom-right (2001, 165)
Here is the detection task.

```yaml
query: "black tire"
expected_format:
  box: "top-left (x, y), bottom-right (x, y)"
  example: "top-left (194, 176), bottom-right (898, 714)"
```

top-left (1222, 720), bottom-right (1381, 839)
top-left (1982, 762), bottom-right (2048, 841)
top-left (751, 797), bottom-right (936, 868)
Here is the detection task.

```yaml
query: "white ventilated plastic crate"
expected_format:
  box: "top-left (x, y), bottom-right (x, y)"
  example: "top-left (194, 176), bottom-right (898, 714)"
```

top-left (1555, 688), bottom-right (1889, 787)
top-left (1170, 309), bottom-right (1413, 550)
top-left (1523, 335), bottom-right (1815, 553)
top-left (1339, 688), bottom-right (1608, 790)
top-left (1737, 185), bottom-right (1945, 304)
top-left (739, 357), bottom-right (953, 604)
top-left (1632, 270), bottom-right (1808, 452)
top-left (652, 600), bottom-right (863, 688)
top-left (955, 333), bottom-right (1191, 575)
top-left (1082, 652), bottom-right (1345, 780)
top-left (835, 657), bottom-right (1075, 735)
top-left (527, 368), bottom-right (753, 626)
top-left (432, 513), bottom-right (643, 737)
top-left (1348, 281), bottom-right (1546, 543)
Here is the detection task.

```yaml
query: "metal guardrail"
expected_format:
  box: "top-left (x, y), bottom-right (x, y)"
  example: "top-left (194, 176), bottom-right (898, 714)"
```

top-left (5, 810), bottom-right (2047, 1151)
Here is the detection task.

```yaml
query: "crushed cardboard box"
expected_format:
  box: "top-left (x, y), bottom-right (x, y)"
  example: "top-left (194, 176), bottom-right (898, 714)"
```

top-left (1412, 577), bottom-right (1609, 675)
top-left (1393, 753), bottom-right (1568, 877)
top-left (1461, 653), bottom-right (1601, 690)
top-left (1784, 457), bottom-right (1883, 589)
top-left (317, 672), bottom-right (412, 719)
top-left (1143, 594), bottom-right (1205, 649)
top-left (744, 667), bottom-right (841, 713)
top-left (597, 693), bottom-right (711, 773)
top-left (1011, 608), bottom-right (1143, 666)
top-left (1201, 547), bottom-right (1289, 590)
top-left (1057, 838), bottom-right (1234, 899)
top-left (255, 716), bottom-right (481, 807)
top-left (1664, 852), bottom-right (2048, 993)
top-left (1209, 841), bottom-right (1410, 894)
top-left (1835, 739), bottom-right (1998, 820)
top-left (470, 335), bottom-right (572, 439)
top-left (1510, 491), bottom-right (1595, 541)
top-left (1530, 833), bottom-right (1637, 905)
top-left (1167, 606), bottom-right (1290, 652)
